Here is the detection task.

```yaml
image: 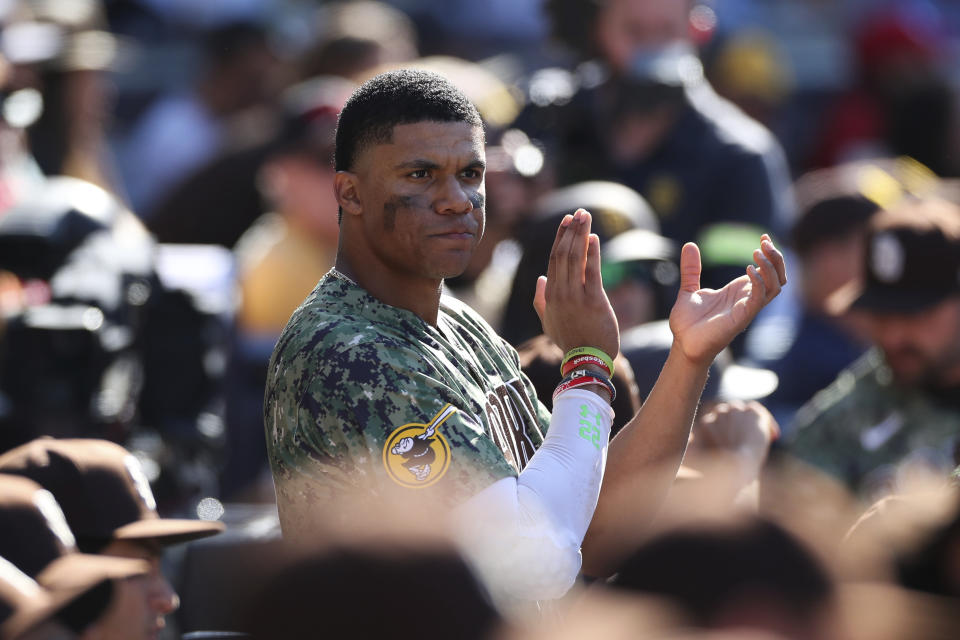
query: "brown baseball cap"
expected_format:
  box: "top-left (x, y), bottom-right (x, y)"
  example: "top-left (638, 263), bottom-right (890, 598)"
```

top-left (0, 475), bottom-right (148, 631)
top-left (849, 197), bottom-right (960, 313)
top-left (0, 555), bottom-right (74, 640)
top-left (0, 439), bottom-right (224, 550)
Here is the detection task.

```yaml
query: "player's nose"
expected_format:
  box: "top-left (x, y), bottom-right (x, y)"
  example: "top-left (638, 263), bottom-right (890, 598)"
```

top-left (434, 175), bottom-right (473, 215)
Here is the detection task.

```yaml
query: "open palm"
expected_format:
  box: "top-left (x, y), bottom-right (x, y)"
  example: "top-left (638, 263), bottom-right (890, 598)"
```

top-left (669, 238), bottom-right (786, 366)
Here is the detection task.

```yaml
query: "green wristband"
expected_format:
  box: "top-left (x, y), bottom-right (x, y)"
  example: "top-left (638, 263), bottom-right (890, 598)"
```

top-left (562, 346), bottom-right (615, 376)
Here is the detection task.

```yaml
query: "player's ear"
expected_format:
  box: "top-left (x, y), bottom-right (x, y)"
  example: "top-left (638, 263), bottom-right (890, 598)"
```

top-left (335, 171), bottom-right (363, 217)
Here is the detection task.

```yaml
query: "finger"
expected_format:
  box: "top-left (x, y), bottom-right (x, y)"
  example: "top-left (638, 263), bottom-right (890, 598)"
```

top-left (585, 233), bottom-right (602, 294)
top-left (746, 264), bottom-right (767, 305)
top-left (546, 214), bottom-right (574, 295)
top-left (554, 210), bottom-right (582, 294)
top-left (533, 275), bottom-right (547, 324)
top-left (571, 210), bottom-right (592, 288)
top-left (679, 242), bottom-right (702, 293)
top-left (760, 235), bottom-right (787, 286)
top-left (753, 248), bottom-right (780, 300)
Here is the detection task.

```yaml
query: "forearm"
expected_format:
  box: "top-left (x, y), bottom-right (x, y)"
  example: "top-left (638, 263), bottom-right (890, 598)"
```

top-left (581, 344), bottom-right (710, 577)
top-left (453, 389), bottom-right (613, 602)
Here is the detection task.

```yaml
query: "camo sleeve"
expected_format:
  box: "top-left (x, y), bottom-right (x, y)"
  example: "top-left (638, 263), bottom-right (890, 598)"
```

top-left (266, 333), bottom-right (523, 536)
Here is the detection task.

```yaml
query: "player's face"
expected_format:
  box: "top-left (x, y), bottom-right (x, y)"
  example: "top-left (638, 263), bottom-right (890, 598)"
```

top-left (865, 297), bottom-right (960, 386)
top-left (348, 120), bottom-right (486, 283)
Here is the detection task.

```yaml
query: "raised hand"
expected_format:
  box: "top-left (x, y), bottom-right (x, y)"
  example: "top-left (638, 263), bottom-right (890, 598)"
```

top-left (669, 234), bottom-right (786, 366)
top-left (533, 209), bottom-right (620, 358)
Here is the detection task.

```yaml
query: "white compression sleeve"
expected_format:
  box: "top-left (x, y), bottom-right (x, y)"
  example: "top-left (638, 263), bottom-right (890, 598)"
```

top-left (453, 388), bottom-right (613, 603)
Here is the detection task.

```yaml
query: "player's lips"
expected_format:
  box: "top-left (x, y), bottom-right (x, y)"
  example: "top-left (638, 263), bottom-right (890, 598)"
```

top-left (430, 227), bottom-right (477, 240)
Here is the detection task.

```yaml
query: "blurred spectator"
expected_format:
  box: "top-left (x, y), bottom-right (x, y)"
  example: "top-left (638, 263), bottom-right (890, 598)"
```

top-left (787, 196), bottom-right (960, 499)
top-left (0, 438), bottom-right (225, 639)
top-left (299, 1), bottom-right (418, 83)
top-left (500, 180), bottom-right (657, 346)
top-left (2, 0), bottom-right (131, 195)
top-left (808, 4), bottom-right (957, 176)
top-left (750, 161), bottom-right (892, 428)
top-left (233, 75), bottom-right (353, 337)
top-left (704, 30), bottom-right (793, 133)
top-left (0, 474), bottom-right (151, 639)
top-left (608, 516), bottom-right (836, 640)
top-left (142, 10), bottom-right (412, 249)
top-left (600, 228), bottom-right (678, 331)
top-left (519, 0), bottom-right (793, 262)
top-left (120, 20), bottom-right (284, 218)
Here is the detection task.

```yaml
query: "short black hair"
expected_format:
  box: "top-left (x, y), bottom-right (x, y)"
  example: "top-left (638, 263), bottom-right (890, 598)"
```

top-left (334, 68), bottom-right (483, 172)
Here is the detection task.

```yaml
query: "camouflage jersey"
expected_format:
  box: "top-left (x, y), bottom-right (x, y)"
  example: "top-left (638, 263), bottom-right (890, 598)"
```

top-left (265, 270), bottom-right (551, 533)
top-left (787, 348), bottom-right (960, 496)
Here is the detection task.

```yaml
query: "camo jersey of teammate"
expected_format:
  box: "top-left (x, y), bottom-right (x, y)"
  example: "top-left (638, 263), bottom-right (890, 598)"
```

top-left (788, 348), bottom-right (960, 495)
top-left (265, 270), bottom-right (552, 531)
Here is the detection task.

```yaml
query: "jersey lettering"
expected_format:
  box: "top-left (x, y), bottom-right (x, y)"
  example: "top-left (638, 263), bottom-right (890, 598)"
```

top-left (485, 377), bottom-right (540, 472)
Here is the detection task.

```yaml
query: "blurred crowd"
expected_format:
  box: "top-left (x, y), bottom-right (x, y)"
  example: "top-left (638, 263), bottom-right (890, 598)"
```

top-left (1, 0), bottom-right (960, 638)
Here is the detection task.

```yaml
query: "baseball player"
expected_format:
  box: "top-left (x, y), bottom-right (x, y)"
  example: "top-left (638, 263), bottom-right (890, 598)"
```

top-left (265, 69), bottom-right (786, 605)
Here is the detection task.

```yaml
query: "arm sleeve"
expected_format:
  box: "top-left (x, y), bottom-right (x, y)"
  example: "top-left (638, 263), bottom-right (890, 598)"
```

top-left (452, 388), bottom-right (613, 602)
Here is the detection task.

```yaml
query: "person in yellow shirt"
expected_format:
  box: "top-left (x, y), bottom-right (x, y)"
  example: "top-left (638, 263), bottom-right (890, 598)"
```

top-left (235, 75), bottom-right (356, 336)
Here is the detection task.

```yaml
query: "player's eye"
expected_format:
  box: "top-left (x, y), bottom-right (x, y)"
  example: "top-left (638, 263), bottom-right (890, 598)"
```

top-left (409, 169), bottom-right (429, 179)
top-left (461, 168), bottom-right (483, 180)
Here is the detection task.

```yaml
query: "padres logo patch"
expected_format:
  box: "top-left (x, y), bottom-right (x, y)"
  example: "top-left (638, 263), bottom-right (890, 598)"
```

top-left (382, 404), bottom-right (455, 488)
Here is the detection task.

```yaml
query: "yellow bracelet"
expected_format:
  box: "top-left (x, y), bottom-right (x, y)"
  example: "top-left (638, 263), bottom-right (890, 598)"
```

top-left (561, 347), bottom-right (615, 376)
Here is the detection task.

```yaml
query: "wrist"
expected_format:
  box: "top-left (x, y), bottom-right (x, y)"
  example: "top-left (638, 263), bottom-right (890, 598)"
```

top-left (553, 369), bottom-right (616, 404)
top-left (667, 340), bottom-right (715, 373)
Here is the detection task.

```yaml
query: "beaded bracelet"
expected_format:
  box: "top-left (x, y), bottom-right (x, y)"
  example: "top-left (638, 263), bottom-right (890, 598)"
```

top-left (561, 354), bottom-right (612, 377)
top-left (561, 346), bottom-right (615, 376)
top-left (553, 369), bottom-right (616, 404)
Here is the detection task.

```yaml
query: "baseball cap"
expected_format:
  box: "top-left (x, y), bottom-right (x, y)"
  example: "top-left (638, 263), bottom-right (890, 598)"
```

top-left (0, 474), bottom-right (148, 597)
top-left (601, 228), bottom-right (679, 290)
top-left (0, 439), bottom-right (224, 551)
top-left (847, 197), bottom-right (960, 313)
top-left (534, 181), bottom-right (660, 236)
top-left (0, 555), bottom-right (90, 640)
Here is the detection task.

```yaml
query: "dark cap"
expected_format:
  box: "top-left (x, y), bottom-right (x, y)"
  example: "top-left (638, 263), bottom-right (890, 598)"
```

top-left (0, 474), bottom-right (147, 593)
top-left (0, 439), bottom-right (224, 550)
top-left (850, 198), bottom-right (960, 313)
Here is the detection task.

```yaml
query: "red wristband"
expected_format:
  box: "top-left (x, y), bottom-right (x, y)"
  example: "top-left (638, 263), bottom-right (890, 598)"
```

top-left (553, 371), bottom-right (616, 404)
top-left (561, 354), bottom-right (612, 377)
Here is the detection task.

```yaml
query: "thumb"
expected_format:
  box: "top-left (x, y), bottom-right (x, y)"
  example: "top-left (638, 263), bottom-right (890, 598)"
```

top-left (679, 242), bottom-right (702, 293)
top-left (533, 275), bottom-right (547, 322)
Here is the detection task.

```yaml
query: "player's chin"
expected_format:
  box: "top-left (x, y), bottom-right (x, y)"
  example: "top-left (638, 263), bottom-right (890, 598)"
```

top-left (427, 253), bottom-right (475, 280)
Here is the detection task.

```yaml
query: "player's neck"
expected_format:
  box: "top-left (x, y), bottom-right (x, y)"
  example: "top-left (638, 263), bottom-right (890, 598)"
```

top-left (334, 254), bottom-right (442, 326)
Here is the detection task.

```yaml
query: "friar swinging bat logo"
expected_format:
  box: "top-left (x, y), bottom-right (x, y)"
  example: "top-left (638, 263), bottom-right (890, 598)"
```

top-left (382, 404), bottom-right (455, 488)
